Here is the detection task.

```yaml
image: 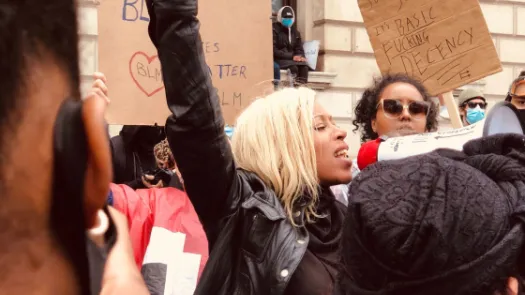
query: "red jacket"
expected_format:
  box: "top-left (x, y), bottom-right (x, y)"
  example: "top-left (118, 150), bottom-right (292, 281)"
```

top-left (110, 184), bottom-right (209, 294)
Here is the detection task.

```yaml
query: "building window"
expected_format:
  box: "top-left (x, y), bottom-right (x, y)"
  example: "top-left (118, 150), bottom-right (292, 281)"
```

top-left (272, 0), bottom-right (297, 14)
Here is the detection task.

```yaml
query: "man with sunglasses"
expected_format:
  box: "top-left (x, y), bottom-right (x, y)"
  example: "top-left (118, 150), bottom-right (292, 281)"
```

top-left (457, 88), bottom-right (487, 126)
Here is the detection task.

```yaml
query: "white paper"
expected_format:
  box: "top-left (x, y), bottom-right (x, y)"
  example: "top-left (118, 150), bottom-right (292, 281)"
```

top-left (303, 40), bottom-right (320, 70)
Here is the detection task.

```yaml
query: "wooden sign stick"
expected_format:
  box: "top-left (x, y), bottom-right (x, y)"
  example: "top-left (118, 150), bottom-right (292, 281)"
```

top-left (440, 91), bottom-right (463, 129)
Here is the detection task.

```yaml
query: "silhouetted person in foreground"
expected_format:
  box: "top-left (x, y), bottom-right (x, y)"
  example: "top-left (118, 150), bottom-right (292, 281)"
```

top-left (0, 1), bottom-right (148, 294)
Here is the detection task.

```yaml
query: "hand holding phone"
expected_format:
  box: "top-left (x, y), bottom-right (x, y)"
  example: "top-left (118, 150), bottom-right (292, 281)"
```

top-left (141, 174), bottom-right (164, 188)
top-left (142, 169), bottom-right (173, 188)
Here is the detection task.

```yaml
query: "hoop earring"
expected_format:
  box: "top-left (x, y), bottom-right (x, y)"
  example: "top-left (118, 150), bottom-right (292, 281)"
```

top-left (87, 209), bottom-right (109, 247)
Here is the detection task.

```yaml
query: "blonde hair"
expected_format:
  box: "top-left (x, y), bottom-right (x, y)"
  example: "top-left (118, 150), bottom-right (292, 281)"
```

top-left (232, 87), bottom-right (320, 226)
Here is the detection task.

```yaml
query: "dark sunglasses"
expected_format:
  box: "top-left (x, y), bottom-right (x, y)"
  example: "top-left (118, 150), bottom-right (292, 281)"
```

top-left (463, 101), bottom-right (487, 109)
top-left (377, 99), bottom-right (429, 120)
top-left (508, 92), bottom-right (525, 100)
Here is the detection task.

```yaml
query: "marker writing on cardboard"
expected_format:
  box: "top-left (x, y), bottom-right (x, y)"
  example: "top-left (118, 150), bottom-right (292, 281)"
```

top-left (214, 87), bottom-right (244, 107)
top-left (122, 0), bottom-right (149, 22)
top-left (420, 55), bottom-right (473, 86)
top-left (396, 7), bottom-right (436, 36)
top-left (374, 3), bottom-right (478, 87)
top-left (374, 7), bottom-right (436, 37)
top-left (136, 61), bottom-right (162, 81)
top-left (395, 27), bottom-right (475, 76)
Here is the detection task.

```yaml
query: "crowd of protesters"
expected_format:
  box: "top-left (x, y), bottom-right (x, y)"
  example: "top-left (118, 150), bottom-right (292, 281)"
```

top-left (0, 0), bottom-right (524, 294)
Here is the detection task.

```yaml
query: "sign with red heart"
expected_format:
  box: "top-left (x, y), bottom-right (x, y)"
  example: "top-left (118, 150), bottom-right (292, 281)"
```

top-left (98, 0), bottom-right (273, 125)
top-left (129, 51), bottom-right (164, 97)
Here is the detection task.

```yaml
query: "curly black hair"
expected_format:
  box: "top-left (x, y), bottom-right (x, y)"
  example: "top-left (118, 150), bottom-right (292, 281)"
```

top-left (352, 73), bottom-right (439, 143)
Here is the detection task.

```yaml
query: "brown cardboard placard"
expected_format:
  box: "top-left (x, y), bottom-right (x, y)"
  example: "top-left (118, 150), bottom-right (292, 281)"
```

top-left (98, 0), bottom-right (273, 125)
top-left (358, 0), bottom-right (502, 96)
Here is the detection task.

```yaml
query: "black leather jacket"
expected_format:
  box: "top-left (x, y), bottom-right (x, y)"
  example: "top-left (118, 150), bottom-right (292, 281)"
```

top-left (146, 0), bottom-right (309, 294)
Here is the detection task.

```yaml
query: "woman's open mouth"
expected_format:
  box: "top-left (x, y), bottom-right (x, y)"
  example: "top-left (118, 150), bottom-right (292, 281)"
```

top-left (335, 149), bottom-right (349, 158)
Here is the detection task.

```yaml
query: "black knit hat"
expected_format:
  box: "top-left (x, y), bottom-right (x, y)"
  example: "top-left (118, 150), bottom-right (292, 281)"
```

top-left (341, 134), bottom-right (525, 295)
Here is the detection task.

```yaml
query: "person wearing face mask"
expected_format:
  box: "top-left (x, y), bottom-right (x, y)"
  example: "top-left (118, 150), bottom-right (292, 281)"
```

top-left (273, 6), bottom-right (310, 85)
top-left (505, 70), bottom-right (525, 125)
top-left (457, 88), bottom-right (487, 126)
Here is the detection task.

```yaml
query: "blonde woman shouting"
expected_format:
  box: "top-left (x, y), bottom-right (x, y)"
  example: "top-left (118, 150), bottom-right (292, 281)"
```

top-left (146, 0), bottom-right (352, 294)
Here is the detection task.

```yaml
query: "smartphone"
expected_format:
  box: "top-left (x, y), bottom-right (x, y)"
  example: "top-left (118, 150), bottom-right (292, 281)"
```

top-left (144, 169), bottom-right (173, 185)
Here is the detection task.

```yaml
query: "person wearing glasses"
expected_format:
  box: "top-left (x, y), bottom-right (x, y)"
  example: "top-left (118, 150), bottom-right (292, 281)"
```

top-left (506, 71), bottom-right (525, 111)
top-left (353, 73), bottom-right (439, 143)
top-left (457, 88), bottom-right (487, 126)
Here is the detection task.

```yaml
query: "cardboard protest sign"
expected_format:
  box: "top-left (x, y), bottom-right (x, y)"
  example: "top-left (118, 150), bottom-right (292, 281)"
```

top-left (98, 0), bottom-right (273, 125)
top-left (358, 0), bottom-right (502, 96)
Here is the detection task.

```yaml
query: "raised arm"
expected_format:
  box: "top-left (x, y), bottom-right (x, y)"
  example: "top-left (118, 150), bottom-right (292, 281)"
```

top-left (146, 0), bottom-right (238, 242)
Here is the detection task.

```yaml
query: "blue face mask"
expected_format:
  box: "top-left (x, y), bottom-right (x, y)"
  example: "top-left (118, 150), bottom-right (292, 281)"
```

top-left (281, 18), bottom-right (294, 28)
top-left (224, 126), bottom-right (234, 139)
top-left (466, 106), bottom-right (485, 124)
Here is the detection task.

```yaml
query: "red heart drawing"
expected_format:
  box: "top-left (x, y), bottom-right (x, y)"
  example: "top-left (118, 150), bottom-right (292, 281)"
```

top-left (129, 51), bottom-right (165, 97)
